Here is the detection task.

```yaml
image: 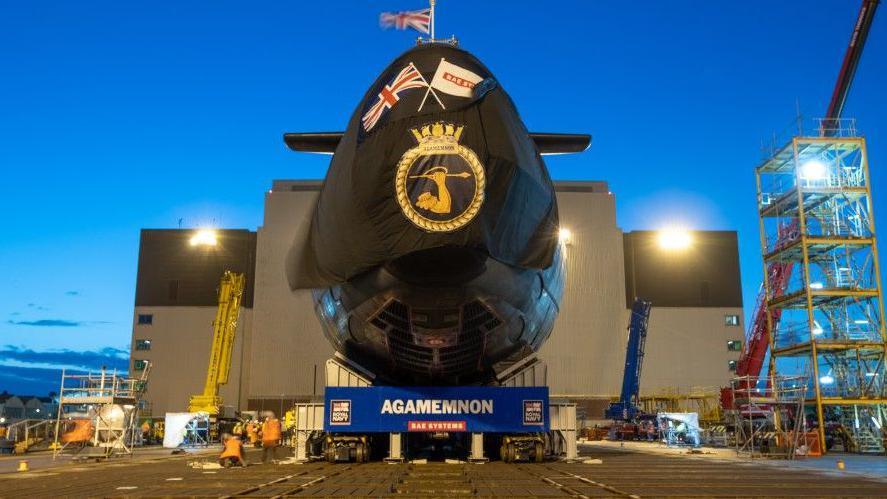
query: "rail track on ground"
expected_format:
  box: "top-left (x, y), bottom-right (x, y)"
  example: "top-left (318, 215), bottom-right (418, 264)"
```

top-left (1, 446), bottom-right (885, 498)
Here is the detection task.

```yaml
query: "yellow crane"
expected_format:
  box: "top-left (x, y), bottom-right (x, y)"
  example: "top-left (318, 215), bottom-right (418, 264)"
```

top-left (188, 271), bottom-right (246, 415)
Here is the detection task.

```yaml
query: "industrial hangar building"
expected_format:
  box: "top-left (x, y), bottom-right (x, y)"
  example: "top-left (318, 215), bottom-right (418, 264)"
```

top-left (130, 180), bottom-right (745, 419)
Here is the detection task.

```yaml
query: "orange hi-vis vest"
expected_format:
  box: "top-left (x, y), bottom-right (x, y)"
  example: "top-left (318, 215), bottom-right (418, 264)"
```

top-left (220, 436), bottom-right (243, 460)
top-left (61, 420), bottom-right (94, 444)
top-left (262, 418), bottom-right (281, 444)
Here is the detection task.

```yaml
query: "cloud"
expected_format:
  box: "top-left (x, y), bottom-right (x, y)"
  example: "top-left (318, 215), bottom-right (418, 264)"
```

top-left (7, 319), bottom-right (114, 327)
top-left (0, 346), bottom-right (132, 398)
top-left (8, 319), bottom-right (83, 327)
top-left (65, 291), bottom-right (80, 296)
top-left (0, 346), bottom-right (130, 373)
top-left (0, 365), bottom-right (66, 395)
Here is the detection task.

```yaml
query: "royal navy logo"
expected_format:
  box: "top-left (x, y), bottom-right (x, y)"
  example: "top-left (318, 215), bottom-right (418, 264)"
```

top-left (395, 122), bottom-right (485, 232)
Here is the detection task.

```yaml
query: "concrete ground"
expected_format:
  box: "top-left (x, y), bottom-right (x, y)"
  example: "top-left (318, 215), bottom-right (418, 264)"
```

top-left (1, 444), bottom-right (885, 497)
top-left (586, 439), bottom-right (887, 482)
top-left (0, 445), bottom-right (219, 475)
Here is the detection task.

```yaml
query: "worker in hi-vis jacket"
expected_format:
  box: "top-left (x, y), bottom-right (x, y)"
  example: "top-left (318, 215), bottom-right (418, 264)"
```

top-left (219, 433), bottom-right (246, 468)
top-left (261, 412), bottom-right (282, 463)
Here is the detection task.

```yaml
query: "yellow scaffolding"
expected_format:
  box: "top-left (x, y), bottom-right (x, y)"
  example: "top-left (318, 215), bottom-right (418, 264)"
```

top-left (755, 121), bottom-right (887, 453)
top-left (639, 387), bottom-right (723, 424)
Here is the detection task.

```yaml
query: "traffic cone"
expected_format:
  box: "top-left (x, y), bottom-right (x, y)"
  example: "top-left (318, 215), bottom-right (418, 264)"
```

top-left (17, 460), bottom-right (29, 472)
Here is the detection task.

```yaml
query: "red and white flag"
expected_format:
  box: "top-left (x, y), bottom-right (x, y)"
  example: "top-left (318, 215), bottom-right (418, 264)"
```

top-left (380, 8), bottom-right (431, 34)
top-left (429, 58), bottom-right (483, 97)
top-left (362, 63), bottom-right (428, 132)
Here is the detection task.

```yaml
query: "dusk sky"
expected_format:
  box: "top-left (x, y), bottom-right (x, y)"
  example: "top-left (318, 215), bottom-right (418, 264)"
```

top-left (1, 1), bottom-right (885, 394)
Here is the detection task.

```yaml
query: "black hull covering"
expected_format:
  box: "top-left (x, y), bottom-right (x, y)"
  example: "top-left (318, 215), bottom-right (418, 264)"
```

top-left (286, 43), bottom-right (573, 383)
top-left (313, 247), bottom-right (563, 385)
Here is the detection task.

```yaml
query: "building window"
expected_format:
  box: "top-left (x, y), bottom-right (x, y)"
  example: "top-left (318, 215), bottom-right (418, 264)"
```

top-left (728, 360), bottom-right (738, 372)
top-left (135, 339), bottom-right (152, 351)
top-left (133, 359), bottom-right (148, 371)
top-left (727, 340), bottom-right (742, 351)
top-left (137, 314), bottom-right (153, 325)
top-left (725, 315), bottom-right (740, 326)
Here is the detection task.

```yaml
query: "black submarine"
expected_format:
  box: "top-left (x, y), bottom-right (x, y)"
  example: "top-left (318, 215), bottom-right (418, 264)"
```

top-left (285, 42), bottom-right (589, 385)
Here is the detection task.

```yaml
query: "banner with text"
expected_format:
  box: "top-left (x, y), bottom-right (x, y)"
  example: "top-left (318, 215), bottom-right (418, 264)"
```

top-left (324, 386), bottom-right (549, 433)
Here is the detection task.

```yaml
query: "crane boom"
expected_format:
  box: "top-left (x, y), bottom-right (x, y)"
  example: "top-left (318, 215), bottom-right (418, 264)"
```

top-left (188, 271), bottom-right (246, 415)
top-left (606, 298), bottom-right (652, 421)
top-left (823, 0), bottom-right (880, 134)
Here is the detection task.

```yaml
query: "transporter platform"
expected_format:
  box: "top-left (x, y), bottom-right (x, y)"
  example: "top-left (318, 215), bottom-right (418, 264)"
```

top-left (293, 355), bottom-right (576, 464)
top-left (2, 444), bottom-right (885, 497)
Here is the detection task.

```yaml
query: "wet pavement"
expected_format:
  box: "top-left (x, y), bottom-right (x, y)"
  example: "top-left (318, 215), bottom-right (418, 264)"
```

top-left (1, 445), bottom-right (885, 498)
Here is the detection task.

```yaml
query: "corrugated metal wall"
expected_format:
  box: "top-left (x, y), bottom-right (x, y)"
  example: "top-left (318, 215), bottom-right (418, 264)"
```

top-left (131, 307), bottom-right (252, 415)
top-left (248, 182), bottom-right (331, 398)
top-left (539, 190), bottom-right (628, 397)
top-left (135, 229), bottom-right (256, 307)
top-left (132, 180), bottom-right (747, 414)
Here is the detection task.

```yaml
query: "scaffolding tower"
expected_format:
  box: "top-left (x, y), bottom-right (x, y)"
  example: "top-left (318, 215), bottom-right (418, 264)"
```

top-left (756, 119), bottom-right (887, 454)
top-left (730, 374), bottom-right (808, 458)
top-left (52, 365), bottom-right (151, 458)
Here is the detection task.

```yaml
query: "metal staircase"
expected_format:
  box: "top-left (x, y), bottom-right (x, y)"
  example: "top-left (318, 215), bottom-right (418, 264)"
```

top-left (836, 405), bottom-right (885, 453)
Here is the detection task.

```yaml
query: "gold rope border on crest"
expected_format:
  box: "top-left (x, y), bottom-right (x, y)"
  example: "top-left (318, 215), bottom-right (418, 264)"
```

top-left (395, 144), bottom-right (486, 233)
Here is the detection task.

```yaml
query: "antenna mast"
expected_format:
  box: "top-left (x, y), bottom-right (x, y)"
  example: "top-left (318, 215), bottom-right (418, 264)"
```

top-left (430, 0), bottom-right (436, 39)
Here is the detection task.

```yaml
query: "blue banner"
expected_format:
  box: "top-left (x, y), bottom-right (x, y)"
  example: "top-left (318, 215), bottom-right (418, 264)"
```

top-left (324, 386), bottom-right (549, 433)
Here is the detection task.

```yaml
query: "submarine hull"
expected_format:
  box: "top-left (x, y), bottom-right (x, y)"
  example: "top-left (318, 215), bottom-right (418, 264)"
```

top-left (312, 246), bottom-right (563, 384)
top-left (285, 42), bottom-right (585, 385)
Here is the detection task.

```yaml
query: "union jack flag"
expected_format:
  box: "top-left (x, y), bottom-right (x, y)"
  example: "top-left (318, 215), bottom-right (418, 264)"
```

top-left (379, 8), bottom-right (431, 34)
top-left (362, 63), bottom-right (427, 132)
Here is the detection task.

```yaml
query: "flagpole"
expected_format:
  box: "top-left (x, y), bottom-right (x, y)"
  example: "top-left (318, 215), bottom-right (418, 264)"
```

top-left (415, 60), bottom-right (445, 112)
top-left (430, 0), bottom-right (436, 39)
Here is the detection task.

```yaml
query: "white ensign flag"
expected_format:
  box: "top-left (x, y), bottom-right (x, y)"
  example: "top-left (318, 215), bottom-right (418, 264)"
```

top-left (430, 58), bottom-right (483, 97)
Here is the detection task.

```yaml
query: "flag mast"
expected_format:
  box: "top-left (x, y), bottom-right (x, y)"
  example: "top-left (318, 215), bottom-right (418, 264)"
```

top-left (430, 0), bottom-right (436, 40)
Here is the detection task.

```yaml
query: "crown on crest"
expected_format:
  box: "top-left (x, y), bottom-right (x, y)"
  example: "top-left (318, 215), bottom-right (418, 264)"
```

top-left (410, 122), bottom-right (464, 144)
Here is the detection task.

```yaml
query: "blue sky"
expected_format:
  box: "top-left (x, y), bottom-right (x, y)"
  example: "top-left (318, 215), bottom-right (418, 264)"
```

top-left (0, 1), bottom-right (885, 395)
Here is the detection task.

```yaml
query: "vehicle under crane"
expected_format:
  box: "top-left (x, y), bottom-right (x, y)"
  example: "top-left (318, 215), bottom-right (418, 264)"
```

top-left (606, 298), bottom-right (653, 421)
top-left (188, 270), bottom-right (246, 417)
top-left (720, 0), bottom-right (879, 410)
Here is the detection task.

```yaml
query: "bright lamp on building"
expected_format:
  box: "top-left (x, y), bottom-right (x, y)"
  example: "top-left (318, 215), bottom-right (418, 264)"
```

top-left (657, 227), bottom-right (693, 250)
top-left (800, 159), bottom-right (828, 180)
top-left (558, 228), bottom-right (573, 245)
top-left (189, 229), bottom-right (218, 247)
top-left (819, 374), bottom-right (835, 385)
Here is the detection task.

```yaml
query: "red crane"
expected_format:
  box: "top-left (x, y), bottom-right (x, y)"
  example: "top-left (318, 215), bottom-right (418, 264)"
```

top-left (721, 0), bottom-right (879, 410)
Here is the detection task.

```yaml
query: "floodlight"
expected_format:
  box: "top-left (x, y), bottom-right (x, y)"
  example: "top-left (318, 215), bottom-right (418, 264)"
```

top-left (189, 229), bottom-right (218, 247)
top-left (657, 227), bottom-right (693, 250)
top-left (800, 159), bottom-right (828, 180)
top-left (558, 228), bottom-right (573, 245)
top-left (819, 375), bottom-right (835, 385)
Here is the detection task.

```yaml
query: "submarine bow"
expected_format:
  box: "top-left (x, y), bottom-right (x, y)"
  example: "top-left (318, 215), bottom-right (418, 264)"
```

top-left (289, 43), bottom-right (561, 289)
top-left (285, 43), bottom-right (581, 384)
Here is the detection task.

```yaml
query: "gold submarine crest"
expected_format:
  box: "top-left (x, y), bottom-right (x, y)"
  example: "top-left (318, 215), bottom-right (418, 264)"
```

top-left (395, 122), bottom-right (486, 232)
